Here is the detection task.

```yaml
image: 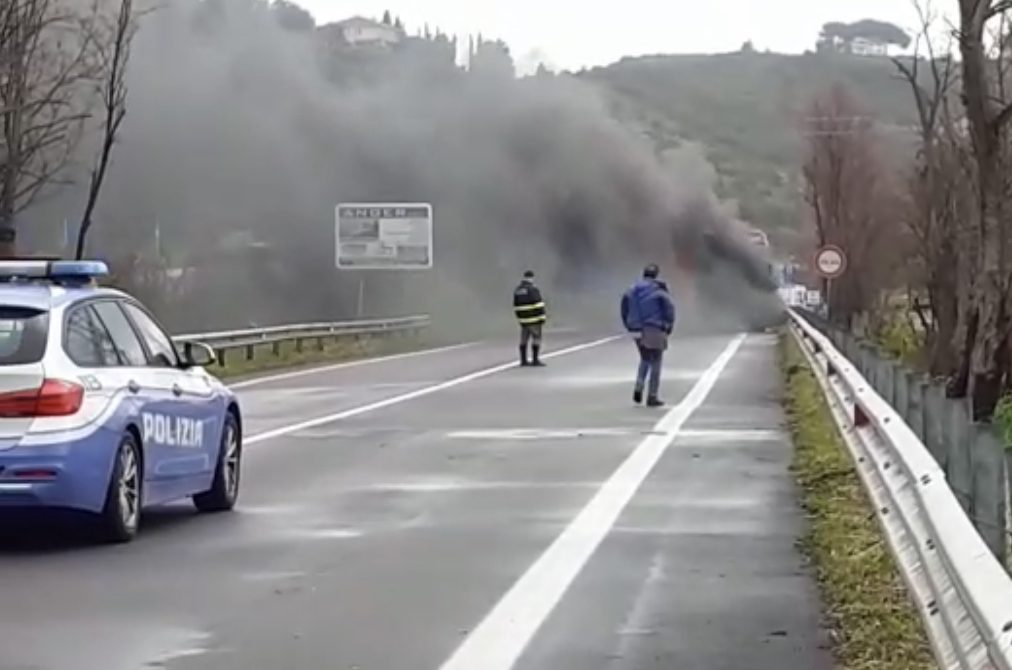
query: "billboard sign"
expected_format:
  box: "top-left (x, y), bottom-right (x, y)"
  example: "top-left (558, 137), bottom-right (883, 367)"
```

top-left (336, 203), bottom-right (433, 269)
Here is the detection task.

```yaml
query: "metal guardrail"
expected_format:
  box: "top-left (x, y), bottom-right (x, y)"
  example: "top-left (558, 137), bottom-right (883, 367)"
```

top-left (789, 310), bottom-right (1012, 670)
top-left (172, 315), bottom-right (430, 366)
top-left (793, 307), bottom-right (1012, 562)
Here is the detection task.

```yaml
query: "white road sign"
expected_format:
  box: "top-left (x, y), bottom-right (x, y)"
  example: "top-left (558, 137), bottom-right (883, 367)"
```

top-left (814, 245), bottom-right (847, 279)
top-left (336, 203), bottom-right (433, 269)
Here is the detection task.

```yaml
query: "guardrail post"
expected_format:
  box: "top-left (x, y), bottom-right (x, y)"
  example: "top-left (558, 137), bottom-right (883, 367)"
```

top-left (947, 399), bottom-right (973, 514)
top-left (317, 336), bottom-right (325, 352)
top-left (893, 368), bottom-right (910, 418)
top-left (217, 349), bottom-right (226, 367)
top-left (246, 344), bottom-right (255, 361)
top-left (272, 341), bottom-right (281, 356)
top-left (844, 333), bottom-right (860, 363)
top-left (971, 424), bottom-right (1005, 560)
top-left (859, 344), bottom-right (876, 382)
top-left (296, 338), bottom-right (304, 353)
top-left (830, 329), bottom-right (842, 349)
top-left (906, 374), bottom-right (927, 441)
top-left (877, 360), bottom-right (896, 408)
top-left (1004, 451), bottom-right (1012, 568)
top-left (923, 384), bottom-right (947, 465)
top-left (866, 355), bottom-right (880, 393)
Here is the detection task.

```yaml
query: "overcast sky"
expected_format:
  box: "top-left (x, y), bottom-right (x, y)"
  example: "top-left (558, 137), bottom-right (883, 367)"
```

top-left (298, 0), bottom-right (932, 71)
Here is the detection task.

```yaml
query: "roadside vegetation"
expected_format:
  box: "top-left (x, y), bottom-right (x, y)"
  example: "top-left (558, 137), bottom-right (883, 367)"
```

top-left (795, 0), bottom-right (1012, 429)
top-left (780, 333), bottom-right (935, 670)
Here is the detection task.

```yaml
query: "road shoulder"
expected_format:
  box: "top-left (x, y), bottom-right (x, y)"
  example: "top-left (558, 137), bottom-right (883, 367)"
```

top-left (781, 331), bottom-right (935, 669)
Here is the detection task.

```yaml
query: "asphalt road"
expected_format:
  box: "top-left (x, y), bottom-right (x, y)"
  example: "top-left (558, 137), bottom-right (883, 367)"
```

top-left (0, 331), bottom-right (832, 670)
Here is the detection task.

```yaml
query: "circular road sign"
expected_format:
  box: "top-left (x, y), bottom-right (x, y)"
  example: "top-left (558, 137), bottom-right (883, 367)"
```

top-left (814, 245), bottom-right (847, 278)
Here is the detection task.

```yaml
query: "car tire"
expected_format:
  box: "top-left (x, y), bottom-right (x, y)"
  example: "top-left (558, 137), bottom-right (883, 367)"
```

top-left (194, 412), bottom-right (241, 513)
top-left (99, 433), bottom-right (143, 543)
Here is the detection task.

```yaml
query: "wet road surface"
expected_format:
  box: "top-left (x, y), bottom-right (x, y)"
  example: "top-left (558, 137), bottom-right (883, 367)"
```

top-left (0, 331), bottom-right (832, 670)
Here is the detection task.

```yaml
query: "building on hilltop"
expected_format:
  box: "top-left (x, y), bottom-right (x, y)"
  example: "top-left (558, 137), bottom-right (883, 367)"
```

top-left (850, 37), bottom-right (888, 57)
top-left (318, 16), bottom-right (403, 49)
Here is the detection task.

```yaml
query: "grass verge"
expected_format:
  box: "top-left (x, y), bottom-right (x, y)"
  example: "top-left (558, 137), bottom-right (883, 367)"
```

top-left (780, 331), bottom-right (935, 670)
top-left (213, 333), bottom-right (446, 380)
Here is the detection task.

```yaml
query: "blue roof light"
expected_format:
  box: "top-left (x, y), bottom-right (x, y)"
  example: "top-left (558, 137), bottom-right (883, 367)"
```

top-left (49, 260), bottom-right (109, 278)
top-left (0, 259), bottom-right (109, 284)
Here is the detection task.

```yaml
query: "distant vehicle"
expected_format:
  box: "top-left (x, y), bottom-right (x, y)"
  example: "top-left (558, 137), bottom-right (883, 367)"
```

top-left (746, 229), bottom-right (769, 248)
top-left (0, 260), bottom-right (242, 542)
top-left (778, 283), bottom-right (821, 309)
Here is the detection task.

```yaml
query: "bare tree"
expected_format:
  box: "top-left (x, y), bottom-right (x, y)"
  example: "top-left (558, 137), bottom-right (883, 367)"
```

top-left (0, 0), bottom-right (103, 258)
top-left (892, 0), bottom-right (964, 378)
top-left (75, 0), bottom-right (137, 260)
top-left (802, 85), bottom-right (904, 327)
top-left (956, 0), bottom-right (1012, 418)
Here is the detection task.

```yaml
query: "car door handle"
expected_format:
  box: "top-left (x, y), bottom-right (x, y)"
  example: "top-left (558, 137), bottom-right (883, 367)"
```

top-left (128, 380), bottom-right (140, 394)
top-left (172, 384), bottom-right (183, 397)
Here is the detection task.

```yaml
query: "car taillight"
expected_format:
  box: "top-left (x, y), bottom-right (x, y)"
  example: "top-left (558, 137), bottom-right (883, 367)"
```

top-left (0, 379), bottom-right (84, 418)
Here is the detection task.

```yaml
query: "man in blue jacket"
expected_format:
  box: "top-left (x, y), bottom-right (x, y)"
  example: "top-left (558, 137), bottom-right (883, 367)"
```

top-left (621, 263), bottom-right (675, 407)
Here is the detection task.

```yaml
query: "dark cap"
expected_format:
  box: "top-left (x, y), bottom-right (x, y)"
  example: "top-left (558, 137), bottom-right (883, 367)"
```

top-left (643, 263), bottom-right (659, 278)
top-left (523, 270), bottom-right (535, 279)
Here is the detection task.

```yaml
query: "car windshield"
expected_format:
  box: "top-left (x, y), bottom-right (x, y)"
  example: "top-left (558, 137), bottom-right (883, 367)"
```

top-left (0, 306), bottom-right (49, 366)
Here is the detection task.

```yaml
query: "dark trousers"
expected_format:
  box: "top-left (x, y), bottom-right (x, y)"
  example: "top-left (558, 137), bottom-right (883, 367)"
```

top-left (635, 343), bottom-right (663, 398)
top-left (519, 323), bottom-right (543, 363)
top-left (519, 323), bottom-right (543, 348)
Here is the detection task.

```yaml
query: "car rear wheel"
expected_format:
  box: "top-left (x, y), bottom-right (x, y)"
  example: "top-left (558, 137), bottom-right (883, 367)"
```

top-left (194, 412), bottom-right (241, 513)
top-left (99, 433), bottom-right (142, 543)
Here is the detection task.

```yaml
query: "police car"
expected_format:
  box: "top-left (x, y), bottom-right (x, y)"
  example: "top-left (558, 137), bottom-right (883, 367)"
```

top-left (0, 260), bottom-right (242, 542)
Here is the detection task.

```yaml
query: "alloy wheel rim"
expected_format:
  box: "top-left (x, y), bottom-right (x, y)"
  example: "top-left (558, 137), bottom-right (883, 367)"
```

top-left (223, 424), bottom-right (240, 498)
top-left (118, 445), bottom-right (139, 529)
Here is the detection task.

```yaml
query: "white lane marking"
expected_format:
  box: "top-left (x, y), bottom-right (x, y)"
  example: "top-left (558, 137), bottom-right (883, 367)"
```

top-left (241, 571), bottom-right (308, 582)
top-left (245, 336), bottom-right (621, 445)
top-left (286, 527), bottom-right (364, 540)
top-left (437, 333), bottom-right (747, 670)
top-left (447, 428), bottom-right (634, 440)
top-left (229, 342), bottom-right (480, 389)
top-left (675, 428), bottom-right (785, 442)
top-left (362, 481), bottom-right (602, 493)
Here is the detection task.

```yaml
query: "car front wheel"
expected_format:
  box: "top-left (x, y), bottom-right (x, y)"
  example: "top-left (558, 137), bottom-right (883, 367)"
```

top-left (194, 412), bottom-right (241, 513)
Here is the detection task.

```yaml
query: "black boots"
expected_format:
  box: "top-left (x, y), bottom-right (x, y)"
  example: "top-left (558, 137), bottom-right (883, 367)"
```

top-left (520, 345), bottom-right (545, 367)
top-left (530, 345), bottom-right (545, 367)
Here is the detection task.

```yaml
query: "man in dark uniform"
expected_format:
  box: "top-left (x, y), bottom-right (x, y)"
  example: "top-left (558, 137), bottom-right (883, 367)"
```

top-left (513, 270), bottom-right (547, 367)
top-left (621, 263), bottom-right (675, 406)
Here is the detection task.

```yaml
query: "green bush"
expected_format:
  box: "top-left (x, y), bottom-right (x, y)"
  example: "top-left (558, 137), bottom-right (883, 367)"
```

top-left (994, 395), bottom-right (1012, 447)
top-left (875, 314), bottom-right (923, 367)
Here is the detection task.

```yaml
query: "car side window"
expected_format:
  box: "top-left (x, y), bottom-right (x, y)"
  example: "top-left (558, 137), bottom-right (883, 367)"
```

top-left (91, 301), bottom-right (149, 367)
top-left (64, 305), bottom-right (120, 367)
top-left (121, 303), bottom-right (178, 368)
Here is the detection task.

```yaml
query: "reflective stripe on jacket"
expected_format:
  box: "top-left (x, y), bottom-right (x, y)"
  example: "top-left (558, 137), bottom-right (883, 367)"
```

top-left (513, 281), bottom-right (546, 324)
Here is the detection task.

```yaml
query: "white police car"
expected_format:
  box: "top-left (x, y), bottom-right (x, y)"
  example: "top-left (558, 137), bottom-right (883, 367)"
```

top-left (0, 260), bottom-right (242, 542)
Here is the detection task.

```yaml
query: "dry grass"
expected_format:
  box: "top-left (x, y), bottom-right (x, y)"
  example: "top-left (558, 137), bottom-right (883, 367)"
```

top-left (780, 332), bottom-right (935, 670)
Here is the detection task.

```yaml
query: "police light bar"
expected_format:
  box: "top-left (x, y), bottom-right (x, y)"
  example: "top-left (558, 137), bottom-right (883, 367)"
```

top-left (0, 260), bottom-right (109, 283)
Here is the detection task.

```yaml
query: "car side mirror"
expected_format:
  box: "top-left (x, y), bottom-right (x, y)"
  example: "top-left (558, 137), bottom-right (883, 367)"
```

top-left (180, 341), bottom-right (216, 368)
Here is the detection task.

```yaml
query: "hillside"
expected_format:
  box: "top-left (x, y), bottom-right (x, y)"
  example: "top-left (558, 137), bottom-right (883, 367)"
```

top-left (581, 51), bottom-right (921, 247)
